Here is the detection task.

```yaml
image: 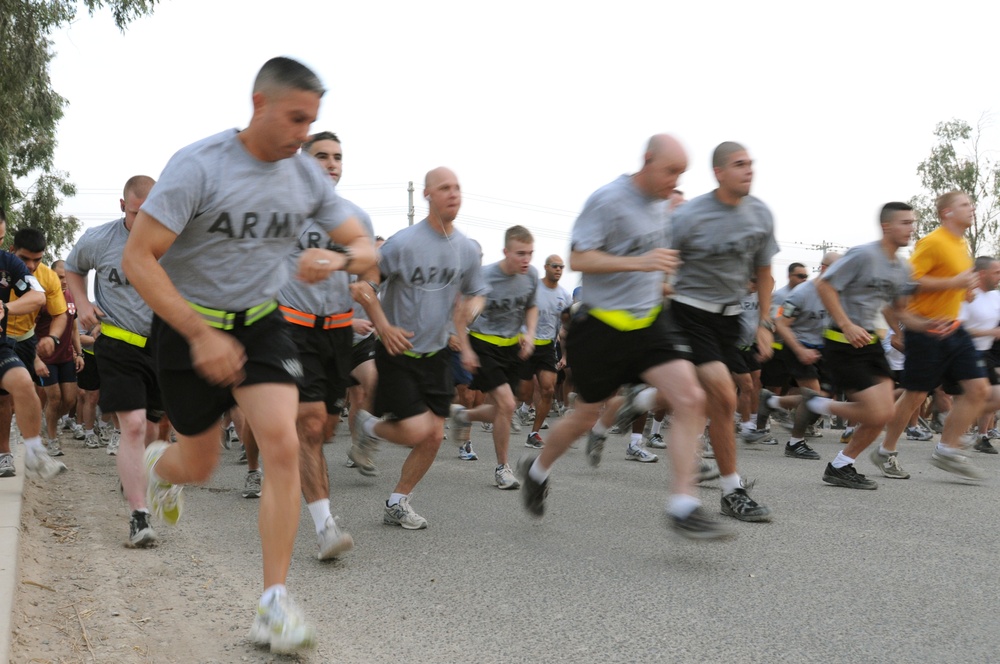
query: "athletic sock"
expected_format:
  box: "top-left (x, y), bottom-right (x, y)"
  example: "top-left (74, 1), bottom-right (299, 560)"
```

top-left (788, 437), bottom-right (805, 445)
top-left (634, 387), bottom-right (657, 411)
top-left (667, 494), bottom-right (701, 519)
top-left (767, 396), bottom-right (782, 409)
top-left (592, 420), bottom-right (609, 436)
top-left (720, 473), bottom-right (742, 495)
top-left (528, 457), bottom-right (550, 483)
top-left (805, 396), bottom-right (833, 415)
top-left (936, 442), bottom-right (960, 457)
top-left (878, 444), bottom-right (894, 457)
top-left (23, 436), bottom-right (44, 456)
top-left (651, 418), bottom-right (663, 436)
top-left (831, 451), bottom-right (855, 469)
top-left (387, 492), bottom-right (406, 506)
top-left (307, 499), bottom-right (332, 534)
top-left (629, 433), bottom-right (642, 447)
top-left (362, 416), bottom-right (380, 438)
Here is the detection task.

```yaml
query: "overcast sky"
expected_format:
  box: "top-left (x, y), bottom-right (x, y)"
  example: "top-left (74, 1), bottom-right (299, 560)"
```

top-left (48, 0), bottom-right (1000, 287)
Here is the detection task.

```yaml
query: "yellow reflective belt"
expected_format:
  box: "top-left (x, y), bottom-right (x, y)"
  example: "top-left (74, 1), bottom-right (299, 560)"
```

top-left (100, 322), bottom-right (148, 348)
top-left (588, 304), bottom-right (662, 332)
top-left (188, 300), bottom-right (278, 330)
top-left (469, 331), bottom-right (520, 347)
top-left (402, 349), bottom-right (438, 359)
top-left (83, 348), bottom-right (95, 356)
top-left (534, 338), bottom-right (554, 346)
top-left (772, 342), bottom-right (783, 350)
top-left (823, 329), bottom-right (878, 345)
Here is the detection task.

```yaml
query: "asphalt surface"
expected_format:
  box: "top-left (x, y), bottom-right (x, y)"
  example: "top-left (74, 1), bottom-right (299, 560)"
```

top-left (13, 418), bottom-right (1000, 663)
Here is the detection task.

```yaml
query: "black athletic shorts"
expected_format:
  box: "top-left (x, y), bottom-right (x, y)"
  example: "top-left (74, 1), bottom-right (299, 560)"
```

top-left (77, 351), bottom-right (99, 391)
top-left (821, 337), bottom-right (892, 393)
top-left (730, 345), bottom-right (760, 375)
top-left (669, 301), bottom-right (741, 369)
top-left (13, 336), bottom-right (38, 385)
top-left (783, 344), bottom-right (825, 382)
top-left (94, 334), bottom-right (163, 420)
top-left (567, 308), bottom-right (692, 404)
top-left (0, 340), bottom-right (28, 394)
top-left (517, 342), bottom-right (558, 380)
top-left (468, 336), bottom-right (523, 394)
top-left (153, 311), bottom-right (300, 436)
top-left (290, 323), bottom-right (352, 414)
top-left (350, 334), bottom-right (376, 371)
top-left (902, 326), bottom-right (984, 393)
top-left (39, 360), bottom-right (77, 387)
top-left (373, 342), bottom-right (453, 420)
top-left (759, 345), bottom-right (791, 388)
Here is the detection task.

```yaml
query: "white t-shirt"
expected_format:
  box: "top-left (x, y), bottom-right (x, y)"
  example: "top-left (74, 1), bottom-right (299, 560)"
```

top-left (959, 288), bottom-right (1000, 351)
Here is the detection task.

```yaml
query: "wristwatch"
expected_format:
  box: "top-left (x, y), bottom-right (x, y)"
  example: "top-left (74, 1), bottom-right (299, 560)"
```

top-left (48, 335), bottom-right (60, 346)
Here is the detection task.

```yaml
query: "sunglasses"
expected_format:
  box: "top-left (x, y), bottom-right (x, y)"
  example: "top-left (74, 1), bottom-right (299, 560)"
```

top-left (546, 264), bottom-right (565, 269)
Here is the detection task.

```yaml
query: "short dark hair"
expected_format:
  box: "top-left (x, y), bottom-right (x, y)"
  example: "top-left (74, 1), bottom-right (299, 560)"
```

top-left (253, 57), bottom-right (325, 97)
top-left (303, 131), bottom-right (340, 153)
top-left (787, 262), bottom-right (805, 276)
top-left (879, 201), bottom-right (913, 225)
top-left (712, 141), bottom-right (747, 169)
top-left (12, 227), bottom-right (46, 253)
top-left (974, 255), bottom-right (998, 272)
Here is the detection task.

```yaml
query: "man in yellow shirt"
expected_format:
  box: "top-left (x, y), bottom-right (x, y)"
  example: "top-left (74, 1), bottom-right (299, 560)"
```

top-left (875, 191), bottom-right (989, 480)
top-left (0, 228), bottom-right (68, 458)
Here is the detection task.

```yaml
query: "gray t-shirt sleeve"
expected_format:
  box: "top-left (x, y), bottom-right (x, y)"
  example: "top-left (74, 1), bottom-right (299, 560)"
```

top-left (140, 149), bottom-right (209, 234)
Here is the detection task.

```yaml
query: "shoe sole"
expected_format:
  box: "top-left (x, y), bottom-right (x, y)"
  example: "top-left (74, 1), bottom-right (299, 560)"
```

top-left (383, 516), bottom-right (428, 530)
top-left (670, 522), bottom-right (736, 541)
top-left (784, 449), bottom-right (821, 460)
top-left (868, 449), bottom-right (910, 479)
top-left (822, 473), bottom-right (878, 490)
top-left (248, 620), bottom-right (316, 654)
top-left (930, 454), bottom-right (985, 480)
top-left (144, 442), bottom-right (183, 525)
top-left (496, 481), bottom-right (521, 490)
top-left (626, 454), bottom-right (657, 463)
top-left (128, 530), bottom-right (157, 548)
top-left (719, 506), bottom-right (772, 523)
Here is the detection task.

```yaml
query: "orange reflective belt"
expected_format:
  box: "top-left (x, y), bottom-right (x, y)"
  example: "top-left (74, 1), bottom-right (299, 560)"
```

top-left (279, 305), bottom-right (353, 330)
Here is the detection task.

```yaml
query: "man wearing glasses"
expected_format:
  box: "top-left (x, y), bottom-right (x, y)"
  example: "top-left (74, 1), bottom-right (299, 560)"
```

top-left (516, 255), bottom-right (571, 449)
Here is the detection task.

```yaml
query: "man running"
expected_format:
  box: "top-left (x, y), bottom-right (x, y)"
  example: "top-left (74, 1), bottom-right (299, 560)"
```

top-left (124, 57), bottom-right (375, 653)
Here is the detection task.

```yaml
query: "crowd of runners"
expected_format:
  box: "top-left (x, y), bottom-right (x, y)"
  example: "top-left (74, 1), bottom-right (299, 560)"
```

top-left (2, 56), bottom-right (997, 654)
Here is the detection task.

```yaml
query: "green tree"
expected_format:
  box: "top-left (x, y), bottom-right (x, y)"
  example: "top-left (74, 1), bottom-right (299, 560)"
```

top-left (908, 117), bottom-right (1000, 257)
top-left (0, 0), bottom-right (158, 257)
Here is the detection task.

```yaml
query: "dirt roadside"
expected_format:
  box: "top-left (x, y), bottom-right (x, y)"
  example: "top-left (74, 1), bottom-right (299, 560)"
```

top-left (10, 430), bottom-right (295, 664)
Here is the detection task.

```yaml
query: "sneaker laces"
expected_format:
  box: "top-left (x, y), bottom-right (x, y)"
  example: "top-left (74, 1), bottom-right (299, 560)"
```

top-left (885, 455), bottom-right (904, 472)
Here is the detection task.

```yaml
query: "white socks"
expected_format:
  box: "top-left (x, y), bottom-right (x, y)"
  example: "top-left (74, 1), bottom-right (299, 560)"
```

top-left (307, 499), bottom-right (332, 534)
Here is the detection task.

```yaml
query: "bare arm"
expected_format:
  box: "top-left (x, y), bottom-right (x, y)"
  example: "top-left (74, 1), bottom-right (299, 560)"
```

top-left (6, 290), bottom-right (45, 315)
top-left (754, 266), bottom-right (775, 360)
top-left (519, 305), bottom-right (539, 360)
top-left (66, 271), bottom-right (105, 331)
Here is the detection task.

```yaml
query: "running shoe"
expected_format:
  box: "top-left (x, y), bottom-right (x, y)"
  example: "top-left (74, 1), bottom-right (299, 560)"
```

top-left (930, 449), bottom-right (985, 480)
top-left (720, 488), bottom-right (771, 522)
top-left (316, 515), bottom-right (353, 560)
top-left (458, 441), bottom-right (478, 461)
top-left (83, 432), bottom-right (100, 449)
top-left (741, 428), bottom-right (774, 444)
top-left (72, 423), bottom-right (85, 440)
top-left (839, 427), bottom-right (854, 444)
top-left (0, 452), bottom-right (14, 477)
top-left (242, 469), bottom-right (263, 498)
top-left (383, 496), bottom-right (428, 529)
top-left (793, 388), bottom-right (820, 436)
top-left (144, 441), bottom-right (183, 525)
top-left (669, 506), bottom-right (735, 541)
top-left (481, 422), bottom-right (493, 432)
top-left (517, 456), bottom-right (548, 517)
top-left (784, 440), bottom-right (820, 460)
top-left (495, 463), bottom-right (521, 490)
top-left (348, 410), bottom-right (379, 476)
top-left (697, 460), bottom-right (720, 483)
top-left (525, 432), bottom-right (544, 449)
top-left (514, 408), bottom-right (533, 428)
top-left (128, 510), bottom-right (157, 548)
top-left (106, 431), bottom-right (120, 456)
top-left (823, 462), bottom-right (877, 489)
top-left (585, 430), bottom-right (606, 468)
top-left (25, 449), bottom-right (67, 480)
top-left (974, 436), bottom-right (998, 454)
top-left (613, 384), bottom-right (651, 431)
top-left (646, 433), bottom-right (666, 449)
top-left (248, 591), bottom-right (316, 654)
top-left (46, 438), bottom-right (64, 457)
top-left (625, 444), bottom-right (658, 463)
top-left (868, 449), bottom-right (910, 479)
top-left (905, 426), bottom-right (934, 441)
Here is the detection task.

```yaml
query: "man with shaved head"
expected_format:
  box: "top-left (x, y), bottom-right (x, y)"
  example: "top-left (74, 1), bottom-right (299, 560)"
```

top-left (514, 253), bottom-right (570, 448)
top-left (518, 134), bottom-right (732, 540)
top-left (664, 140), bottom-right (775, 523)
top-left (350, 166), bottom-right (488, 528)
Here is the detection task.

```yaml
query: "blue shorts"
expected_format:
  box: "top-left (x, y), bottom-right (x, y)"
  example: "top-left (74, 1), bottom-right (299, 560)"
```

top-left (902, 326), bottom-right (985, 393)
top-left (450, 348), bottom-right (473, 386)
top-left (39, 360), bottom-right (77, 387)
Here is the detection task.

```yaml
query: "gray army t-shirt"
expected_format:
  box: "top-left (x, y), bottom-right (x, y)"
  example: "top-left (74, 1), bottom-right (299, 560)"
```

top-left (141, 129), bottom-right (352, 311)
top-left (65, 218), bottom-right (154, 337)
top-left (819, 241), bottom-right (913, 330)
top-left (737, 291), bottom-right (759, 347)
top-left (379, 219), bottom-right (487, 354)
top-left (671, 192), bottom-right (779, 304)
top-left (470, 263), bottom-right (538, 339)
top-left (779, 280), bottom-right (828, 346)
top-left (534, 282), bottom-right (571, 342)
top-left (571, 175), bottom-right (670, 316)
top-left (280, 197), bottom-right (375, 316)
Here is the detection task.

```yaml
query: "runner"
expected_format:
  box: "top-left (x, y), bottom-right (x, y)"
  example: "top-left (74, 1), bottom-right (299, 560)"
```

top-left (123, 57), bottom-right (375, 652)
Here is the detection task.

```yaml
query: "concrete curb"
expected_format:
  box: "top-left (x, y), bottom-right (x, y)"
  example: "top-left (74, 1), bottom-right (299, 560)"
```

top-left (0, 445), bottom-right (25, 664)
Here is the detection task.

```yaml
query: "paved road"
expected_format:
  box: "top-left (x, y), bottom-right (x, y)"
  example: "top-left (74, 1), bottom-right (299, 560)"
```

top-left (14, 419), bottom-right (1000, 662)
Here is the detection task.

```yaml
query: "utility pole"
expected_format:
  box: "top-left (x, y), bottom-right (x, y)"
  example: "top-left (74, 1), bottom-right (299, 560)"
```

top-left (407, 181), bottom-right (414, 226)
top-left (806, 240), bottom-right (847, 272)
